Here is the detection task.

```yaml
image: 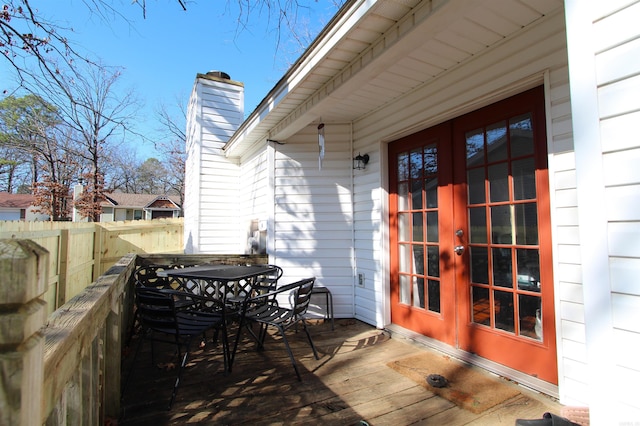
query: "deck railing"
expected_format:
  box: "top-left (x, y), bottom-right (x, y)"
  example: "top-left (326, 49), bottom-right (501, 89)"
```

top-left (0, 238), bottom-right (266, 426)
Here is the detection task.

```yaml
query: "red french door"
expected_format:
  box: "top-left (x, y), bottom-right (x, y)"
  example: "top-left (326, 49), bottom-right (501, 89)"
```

top-left (389, 87), bottom-right (558, 384)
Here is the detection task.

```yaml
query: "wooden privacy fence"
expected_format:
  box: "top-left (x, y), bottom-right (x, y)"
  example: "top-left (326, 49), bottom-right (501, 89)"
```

top-left (0, 218), bottom-right (183, 315)
top-left (0, 239), bottom-right (267, 426)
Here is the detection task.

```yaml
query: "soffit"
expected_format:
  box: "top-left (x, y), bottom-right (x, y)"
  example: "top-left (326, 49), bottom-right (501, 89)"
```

top-left (224, 0), bottom-right (563, 156)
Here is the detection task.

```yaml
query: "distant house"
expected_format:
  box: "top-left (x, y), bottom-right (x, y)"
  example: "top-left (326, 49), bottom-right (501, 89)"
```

top-left (99, 193), bottom-right (181, 222)
top-left (0, 192), bottom-right (50, 221)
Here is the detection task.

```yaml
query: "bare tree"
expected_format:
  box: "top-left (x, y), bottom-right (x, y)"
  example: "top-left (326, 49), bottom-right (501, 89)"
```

top-left (155, 99), bottom-right (186, 207)
top-left (50, 65), bottom-right (139, 221)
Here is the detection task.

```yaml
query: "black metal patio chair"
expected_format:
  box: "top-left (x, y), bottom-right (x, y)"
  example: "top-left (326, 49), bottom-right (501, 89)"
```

top-left (231, 277), bottom-right (319, 380)
top-left (252, 264), bottom-right (284, 295)
top-left (125, 287), bottom-right (229, 409)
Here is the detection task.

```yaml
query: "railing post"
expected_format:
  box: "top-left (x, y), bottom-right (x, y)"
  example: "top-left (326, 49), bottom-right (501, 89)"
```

top-left (0, 239), bottom-right (48, 426)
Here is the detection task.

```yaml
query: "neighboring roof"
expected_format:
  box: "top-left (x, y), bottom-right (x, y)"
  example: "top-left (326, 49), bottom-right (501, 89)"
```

top-left (0, 192), bottom-right (35, 209)
top-left (102, 193), bottom-right (181, 210)
top-left (223, 0), bottom-right (560, 156)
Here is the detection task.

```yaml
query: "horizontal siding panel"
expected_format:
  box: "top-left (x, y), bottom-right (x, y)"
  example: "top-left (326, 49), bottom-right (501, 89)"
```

top-left (553, 188), bottom-right (578, 208)
top-left (600, 111), bottom-right (640, 152)
top-left (560, 319), bottom-right (586, 343)
top-left (592, 1), bottom-right (640, 53)
top-left (275, 221), bottom-right (352, 233)
top-left (551, 151), bottom-right (575, 172)
top-left (605, 185), bottom-right (640, 221)
top-left (561, 338), bottom-right (588, 364)
top-left (554, 207), bottom-right (579, 227)
top-left (597, 74), bottom-right (640, 119)
top-left (611, 293), bottom-right (640, 332)
top-left (275, 212), bottom-right (352, 223)
top-left (554, 226), bottom-right (580, 245)
top-left (555, 265), bottom-right (583, 288)
top-left (274, 239), bottom-right (352, 250)
top-left (610, 257), bottom-right (640, 296)
top-left (560, 300), bottom-right (585, 323)
top-left (608, 222), bottom-right (640, 257)
top-left (603, 148), bottom-right (640, 186)
top-left (613, 328), bottom-right (640, 370)
top-left (596, 37), bottom-right (640, 85)
top-left (561, 358), bottom-right (589, 386)
top-left (275, 185), bottom-right (352, 196)
top-left (553, 169), bottom-right (577, 190)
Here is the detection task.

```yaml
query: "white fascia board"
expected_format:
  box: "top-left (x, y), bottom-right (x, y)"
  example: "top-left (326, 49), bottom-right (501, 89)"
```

top-left (224, 0), bottom-right (381, 157)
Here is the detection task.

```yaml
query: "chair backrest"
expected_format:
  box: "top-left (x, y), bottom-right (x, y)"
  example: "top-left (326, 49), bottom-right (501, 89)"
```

top-left (254, 264), bottom-right (284, 289)
top-left (135, 288), bottom-right (178, 332)
top-left (135, 264), bottom-right (201, 294)
top-left (292, 278), bottom-right (315, 318)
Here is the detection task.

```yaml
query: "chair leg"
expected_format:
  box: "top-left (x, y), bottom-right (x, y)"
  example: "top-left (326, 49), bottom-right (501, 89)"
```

top-left (168, 340), bottom-right (190, 410)
top-left (220, 324), bottom-right (230, 374)
top-left (230, 316), bottom-right (248, 371)
top-left (301, 320), bottom-right (320, 360)
top-left (277, 325), bottom-right (302, 381)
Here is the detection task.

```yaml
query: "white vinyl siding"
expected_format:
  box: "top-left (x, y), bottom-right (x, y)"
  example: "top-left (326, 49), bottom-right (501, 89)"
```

top-left (587, 1), bottom-right (640, 421)
top-left (271, 124), bottom-right (355, 319)
top-left (184, 77), bottom-right (245, 253)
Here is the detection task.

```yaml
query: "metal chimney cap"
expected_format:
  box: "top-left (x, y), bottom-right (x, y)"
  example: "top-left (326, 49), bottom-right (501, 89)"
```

top-left (206, 71), bottom-right (230, 79)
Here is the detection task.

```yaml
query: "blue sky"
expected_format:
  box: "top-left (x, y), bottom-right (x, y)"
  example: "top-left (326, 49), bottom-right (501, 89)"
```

top-left (2, 0), bottom-right (342, 159)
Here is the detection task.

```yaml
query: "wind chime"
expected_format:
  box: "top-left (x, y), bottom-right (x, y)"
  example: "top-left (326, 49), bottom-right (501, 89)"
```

top-left (318, 121), bottom-right (325, 170)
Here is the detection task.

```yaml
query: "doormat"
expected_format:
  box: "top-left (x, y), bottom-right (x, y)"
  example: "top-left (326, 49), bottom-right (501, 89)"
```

top-left (387, 352), bottom-right (520, 414)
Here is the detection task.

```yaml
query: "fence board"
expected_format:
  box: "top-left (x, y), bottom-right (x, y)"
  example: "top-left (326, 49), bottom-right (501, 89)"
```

top-left (0, 218), bottom-right (183, 313)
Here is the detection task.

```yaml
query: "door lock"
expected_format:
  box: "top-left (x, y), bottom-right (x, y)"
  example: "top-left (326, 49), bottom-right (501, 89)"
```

top-left (454, 245), bottom-right (465, 256)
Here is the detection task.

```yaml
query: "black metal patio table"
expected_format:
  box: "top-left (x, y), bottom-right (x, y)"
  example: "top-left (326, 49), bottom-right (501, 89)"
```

top-left (158, 264), bottom-right (278, 303)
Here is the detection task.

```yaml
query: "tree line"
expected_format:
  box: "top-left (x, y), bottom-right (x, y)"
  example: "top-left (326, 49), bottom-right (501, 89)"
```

top-left (0, 92), bottom-right (185, 221)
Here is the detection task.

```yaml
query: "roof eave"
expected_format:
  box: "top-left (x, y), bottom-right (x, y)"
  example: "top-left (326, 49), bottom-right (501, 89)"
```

top-left (223, 0), bottom-right (370, 157)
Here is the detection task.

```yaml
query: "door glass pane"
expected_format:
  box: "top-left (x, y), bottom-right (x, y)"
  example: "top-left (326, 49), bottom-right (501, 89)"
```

top-left (413, 276), bottom-right (424, 308)
top-left (469, 207), bottom-right (487, 243)
top-left (491, 205), bottom-right (512, 244)
top-left (510, 114), bottom-right (534, 157)
top-left (425, 177), bottom-right (438, 208)
top-left (472, 286), bottom-right (490, 325)
top-left (410, 148), bottom-right (423, 179)
top-left (492, 247), bottom-right (513, 288)
top-left (494, 290), bottom-right (515, 333)
top-left (412, 246), bottom-right (424, 275)
top-left (424, 146), bottom-right (438, 173)
top-left (428, 279), bottom-right (441, 313)
top-left (399, 244), bottom-right (410, 273)
top-left (398, 182), bottom-right (409, 210)
top-left (466, 128), bottom-right (484, 166)
top-left (398, 152), bottom-right (409, 180)
top-left (486, 121), bottom-right (507, 162)
top-left (515, 203), bottom-right (538, 245)
top-left (519, 294), bottom-right (542, 340)
top-left (516, 249), bottom-right (540, 292)
top-left (411, 179), bottom-right (423, 210)
top-left (412, 212), bottom-right (423, 241)
top-left (427, 245), bottom-right (440, 277)
top-left (399, 274), bottom-right (410, 304)
top-left (467, 168), bottom-right (485, 204)
top-left (398, 213), bottom-right (409, 241)
top-left (470, 246), bottom-right (489, 284)
top-left (426, 211), bottom-right (438, 242)
top-left (488, 162), bottom-right (509, 202)
top-left (513, 157), bottom-right (536, 200)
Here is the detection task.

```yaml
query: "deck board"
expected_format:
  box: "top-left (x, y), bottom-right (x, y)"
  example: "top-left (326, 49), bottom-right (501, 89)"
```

top-left (120, 319), bottom-right (563, 425)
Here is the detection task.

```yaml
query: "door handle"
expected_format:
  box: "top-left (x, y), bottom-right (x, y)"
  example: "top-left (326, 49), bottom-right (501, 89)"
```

top-left (454, 245), bottom-right (465, 256)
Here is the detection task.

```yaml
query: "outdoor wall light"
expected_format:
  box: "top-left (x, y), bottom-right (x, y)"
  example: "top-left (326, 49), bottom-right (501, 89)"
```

top-left (353, 153), bottom-right (370, 170)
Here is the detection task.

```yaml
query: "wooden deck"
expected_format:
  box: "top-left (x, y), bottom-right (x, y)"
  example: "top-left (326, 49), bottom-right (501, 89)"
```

top-left (120, 319), bottom-right (563, 425)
